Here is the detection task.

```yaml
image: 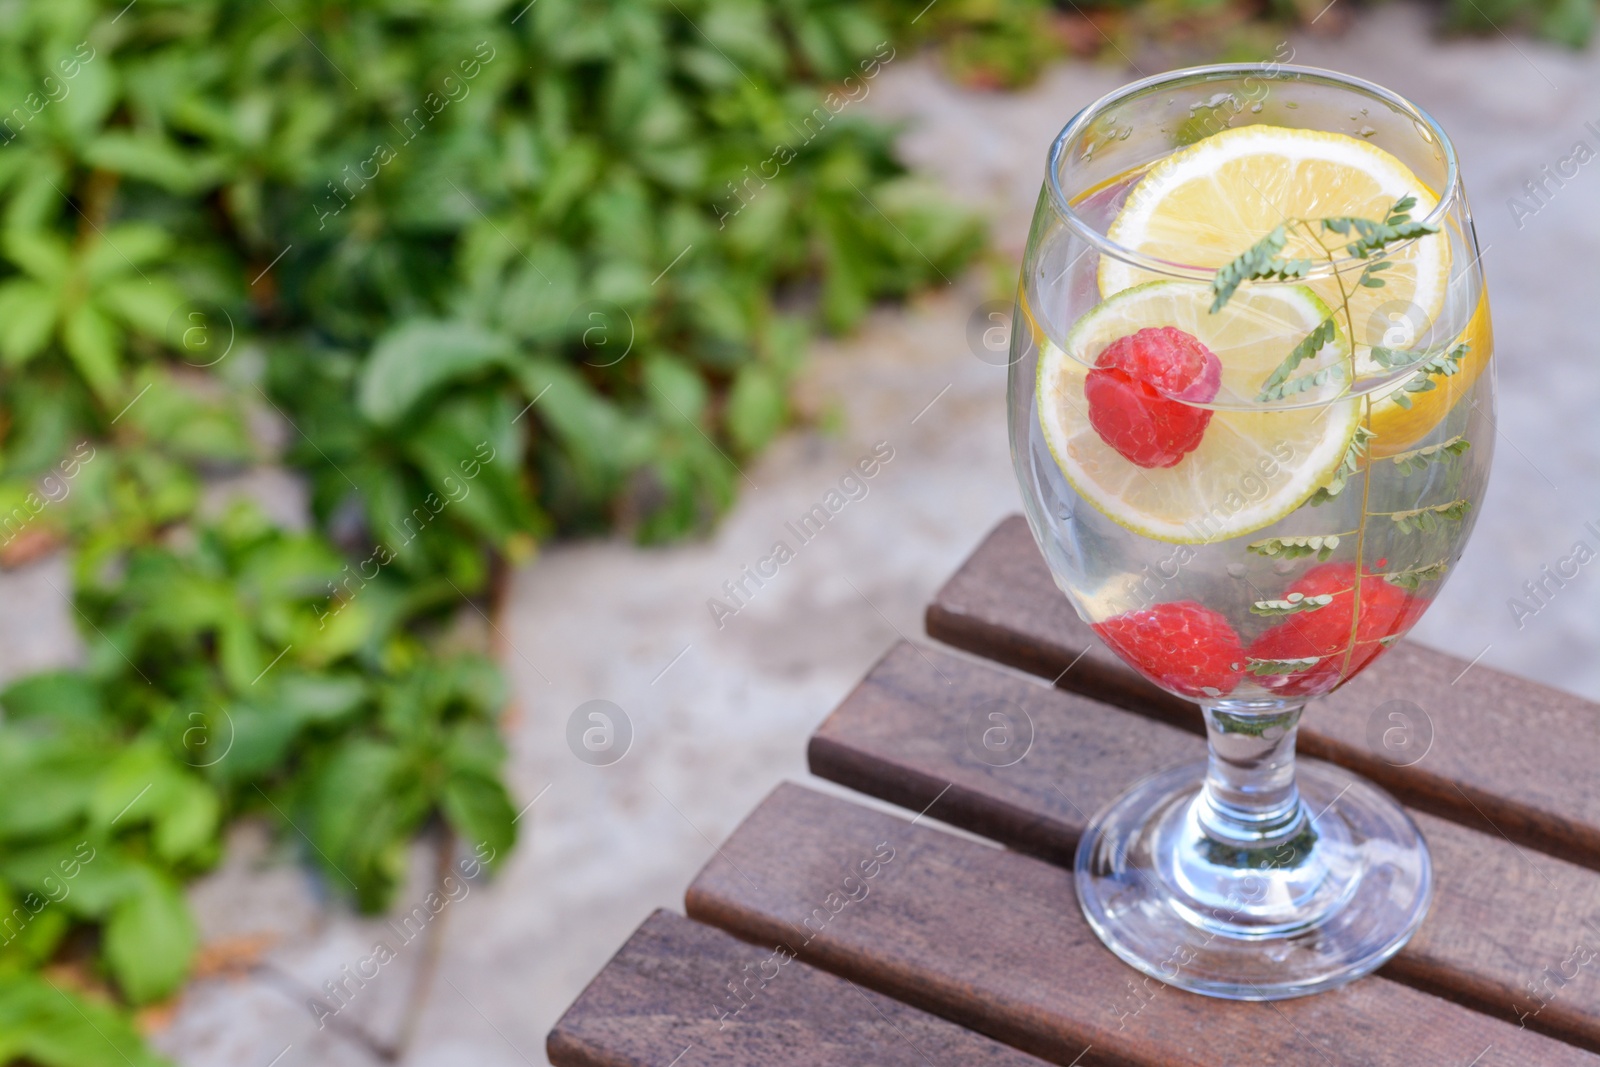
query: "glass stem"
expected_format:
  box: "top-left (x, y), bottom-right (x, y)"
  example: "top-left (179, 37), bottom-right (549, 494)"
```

top-left (1196, 701), bottom-right (1309, 850)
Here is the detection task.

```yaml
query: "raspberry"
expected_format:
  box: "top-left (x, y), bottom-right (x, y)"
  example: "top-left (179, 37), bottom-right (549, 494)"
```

top-left (1085, 327), bottom-right (1222, 469)
top-left (1092, 600), bottom-right (1243, 699)
top-left (1247, 563), bottom-right (1428, 697)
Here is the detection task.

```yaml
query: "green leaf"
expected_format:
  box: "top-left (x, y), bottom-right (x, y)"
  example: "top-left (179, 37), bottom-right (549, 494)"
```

top-left (440, 770), bottom-right (515, 866)
top-left (1246, 534), bottom-right (1342, 562)
top-left (1369, 345), bottom-right (1424, 370)
top-left (1389, 498), bottom-right (1471, 534)
top-left (644, 354), bottom-right (709, 424)
top-left (121, 369), bottom-right (253, 462)
top-left (1324, 197), bottom-right (1440, 258)
top-left (50, 49), bottom-right (118, 143)
top-left (1308, 425), bottom-right (1376, 505)
top-left (3, 230), bottom-right (70, 283)
top-left (97, 278), bottom-right (186, 337)
top-left (1211, 708), bottom-right (1302, 736)
top-left (151, 777), bottom-right (220, 863)
top-left (89, 741), bottom-right (216, 860)
top-left (1, 671), bottom-right (101, 727)
top-left (83, 224), bottom-right (172, 283)
top-left (1246, 656), bottom-right (1322, 676)
top-left (358, 320), bottom-right (515, 425)
top-left (300, 739), bottom-right (430, 910)
top-left (56, 846), bottom-right (136, 919)
top-left (102, 866), bottom-right (197, 1004)
top-left (1538, 0), bottom-right (1594, 46)
top-left (1383, 559), bottom-right (1451, 589)
top-left (513, 359), bottom-right (647, 473)
top-left (1250, 592), bottom-right (1335, 617)
top-left (274, 672), bottom-right (369, 724)
top-left (0, 742), bottom-right (99, 841)
top-left (0, 972), bottom-right (170, 1067)
top-left (0, 279), bottom-right (57, 365)
top-left (403, 392), bottom-right (539, 547)
top-left (82, 133), bottom-right (224, 194)
top-left (1392, 436), bottom-right (1470, 475)
top-left (725, 364), bottom-right (786, 453)
top-left (1257, 317), bottom-right (1337, 402)
top-left (218, 615), bottom-right (263, 691)
top-left (0, 885), bottom-right (71, 967)
top-left (1260, 363), bottom-right (1343, 402)
top-left (1210, 225), bottom-right (1310, 312)
top-left (61, 303), bottom-right (121, 401)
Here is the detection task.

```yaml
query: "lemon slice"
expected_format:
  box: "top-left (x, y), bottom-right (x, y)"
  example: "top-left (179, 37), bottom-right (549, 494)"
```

top-left (1037, 281), bottom-right (1360, 543)
top-left (1368, 294), bottom-right (1492, 457)
top-left (1099, 126), bottom-right (1450, 355)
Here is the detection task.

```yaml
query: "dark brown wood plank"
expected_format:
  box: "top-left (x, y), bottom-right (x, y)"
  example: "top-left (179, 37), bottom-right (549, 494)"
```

top-left (687, 783), bottom-right (1596, 1067)
top-left (548, 909), bottom-right (1048, 1067)
top-left (926, 514), bottom-right (1600, 870)
top-left (810, 641), bottom-right (1600, 1053)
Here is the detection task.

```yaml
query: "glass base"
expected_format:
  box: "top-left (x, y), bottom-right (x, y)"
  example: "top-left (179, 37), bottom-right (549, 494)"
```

top-left (1075, 757), bottom-right (1432, 1000)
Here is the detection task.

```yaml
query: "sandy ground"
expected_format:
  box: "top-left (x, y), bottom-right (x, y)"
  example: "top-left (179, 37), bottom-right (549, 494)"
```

top-left (1, 6), bottom-right (1597, 1064)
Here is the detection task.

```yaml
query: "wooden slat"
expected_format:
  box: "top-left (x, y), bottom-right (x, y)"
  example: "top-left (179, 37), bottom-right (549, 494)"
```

top-left (926, 515), bottom-right (1600, 869)
top-left (548, 909), bottom-right (1047, 1066)
top-left (688, 783), bottom-right (1596, 1067)
top-left (810, 642), bottom-right (1600, 1053)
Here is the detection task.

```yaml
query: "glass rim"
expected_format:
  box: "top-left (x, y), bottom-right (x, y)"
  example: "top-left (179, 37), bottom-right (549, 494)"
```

top-left (1045, 62), bottom-right (1462, 282)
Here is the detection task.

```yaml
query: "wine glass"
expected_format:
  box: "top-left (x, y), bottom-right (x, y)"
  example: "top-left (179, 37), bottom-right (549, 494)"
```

top-left (1009, 64), bottom-right (1493, 999)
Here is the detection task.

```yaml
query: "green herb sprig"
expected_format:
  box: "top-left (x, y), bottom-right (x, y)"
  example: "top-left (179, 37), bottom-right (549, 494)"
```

top-left (1246, 534), bottom-right (1343, 561)
top-left (1210, 195), bottom-right (1441, 404)
top-left (1389, 498), bottom-right (1472, 533)
top-left (1384, 560), bottom-right (1452, 589)
top-left (1392, 436), bottom-right (1471, 475)
top-left (1250, 592), bottom-right (1335, 616)
top-left (1308, 425), bottom-right (1377, 505)
top-left (1246, 656), bottom-right (1323, 676)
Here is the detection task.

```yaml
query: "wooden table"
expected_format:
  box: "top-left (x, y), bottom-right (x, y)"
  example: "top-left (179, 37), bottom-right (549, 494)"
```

top-left (548, 516), bottom-right (1600, 1066)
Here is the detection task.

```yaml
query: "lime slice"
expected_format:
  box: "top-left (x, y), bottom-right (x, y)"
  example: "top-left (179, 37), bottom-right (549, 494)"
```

top-left (1099, 126), bottom-right (1450, 355)
top-left (1036, 281), bottom-right (1360, 544)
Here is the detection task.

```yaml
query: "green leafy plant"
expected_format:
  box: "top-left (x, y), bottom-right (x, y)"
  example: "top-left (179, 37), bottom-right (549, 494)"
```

top-left (0, 1), bottom-right (984, 1061)
top-left (897, 0), bottom-right (1595, 93)
top-left (0, 503), bottom-right (515, 1016)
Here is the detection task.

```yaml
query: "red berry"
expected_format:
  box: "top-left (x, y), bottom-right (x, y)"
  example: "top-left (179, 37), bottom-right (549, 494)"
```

top-left (1247, 563), bottom-right (1427, 697)
top-left (1092, 600), bottom-right (1243, 699)
top-left (1085, 327), bottom-right (1222, 469)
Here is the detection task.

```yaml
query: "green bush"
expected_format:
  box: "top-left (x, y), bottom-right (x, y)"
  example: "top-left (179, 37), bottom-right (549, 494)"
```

top-left (0, 0), bottom-right (981, 1058)
top-left (905, 0), bottom-right (1593, 89)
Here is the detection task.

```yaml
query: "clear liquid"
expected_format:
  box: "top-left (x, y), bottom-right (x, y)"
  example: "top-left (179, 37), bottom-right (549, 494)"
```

top-left (1014, 173), bottom-right (1494, 702)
